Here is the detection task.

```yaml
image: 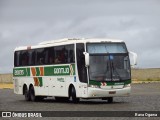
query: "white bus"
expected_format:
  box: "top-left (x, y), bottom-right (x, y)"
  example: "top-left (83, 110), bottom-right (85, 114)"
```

top-left (13, 38), bottom-right (137, 103)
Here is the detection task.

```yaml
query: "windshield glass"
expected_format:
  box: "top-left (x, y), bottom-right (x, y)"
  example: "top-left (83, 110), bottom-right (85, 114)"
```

top-left (89, 54), bottom-right (131, 82)
top-left (87, 43), bottom-right (127, 54)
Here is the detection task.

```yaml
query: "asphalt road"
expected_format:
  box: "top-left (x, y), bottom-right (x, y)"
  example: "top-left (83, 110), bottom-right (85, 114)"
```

top-left (0, 83), bottom-right (160, 119)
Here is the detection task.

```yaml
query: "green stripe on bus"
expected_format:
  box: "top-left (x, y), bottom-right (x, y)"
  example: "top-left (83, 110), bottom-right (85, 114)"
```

top-left (13, 64), bottom-right (75, 77)
top-left (44, 64), bottom-right (75, 76)
top-left (38, 77), bottom-right (43, 87)
top-left (36, 67), bottom-right (40, 76)
top-left (27, 68), bottom-right (30, 76)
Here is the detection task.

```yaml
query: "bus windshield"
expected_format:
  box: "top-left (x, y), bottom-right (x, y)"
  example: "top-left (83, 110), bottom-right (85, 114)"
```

top-left (87, 43), bottom-right (131, 82)
top-left (87, 43), bottom-right (127, 54)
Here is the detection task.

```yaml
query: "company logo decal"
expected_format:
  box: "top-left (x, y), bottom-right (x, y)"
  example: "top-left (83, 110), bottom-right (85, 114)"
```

top-left (31, 67), bottom-right (43, 87)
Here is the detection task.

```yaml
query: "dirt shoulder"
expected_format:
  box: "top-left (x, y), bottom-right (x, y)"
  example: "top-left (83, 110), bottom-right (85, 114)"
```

top-left (0, 83), bottom-right (13, 89)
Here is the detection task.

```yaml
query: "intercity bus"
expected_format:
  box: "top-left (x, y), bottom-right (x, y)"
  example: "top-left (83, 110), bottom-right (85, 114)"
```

top-left (13, 38), bottom-right (137, 103)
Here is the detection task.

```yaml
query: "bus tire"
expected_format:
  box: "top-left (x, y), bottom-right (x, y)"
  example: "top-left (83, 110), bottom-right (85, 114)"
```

top-left (108, 97), bottom-right (113, 103)
top-left (29, 86), bottom-right (37, 102)
top-left (70, 86), bottom-right (79, 103)
top-left (24, 86), bottom-right (30, 101)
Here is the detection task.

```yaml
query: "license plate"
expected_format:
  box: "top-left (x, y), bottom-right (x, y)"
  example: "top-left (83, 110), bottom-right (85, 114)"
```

top-left (109, 91), bottom-right (116, 94)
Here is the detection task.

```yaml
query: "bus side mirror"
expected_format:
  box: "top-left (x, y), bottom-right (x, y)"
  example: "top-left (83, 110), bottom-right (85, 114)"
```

top-left (83, 52), bottom-right (89, 66)
top-left (129, 51), bottom-right (137, 68)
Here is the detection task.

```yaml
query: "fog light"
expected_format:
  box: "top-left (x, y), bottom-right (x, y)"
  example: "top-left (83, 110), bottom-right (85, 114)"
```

top-left (89, 85), bottom-right (100, 88)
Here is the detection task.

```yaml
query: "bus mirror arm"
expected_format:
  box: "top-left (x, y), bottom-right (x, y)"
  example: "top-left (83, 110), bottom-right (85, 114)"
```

top-left (83, 52), bottom-right (89, 66)
top-left (129, 51), bottom-right (137, 68)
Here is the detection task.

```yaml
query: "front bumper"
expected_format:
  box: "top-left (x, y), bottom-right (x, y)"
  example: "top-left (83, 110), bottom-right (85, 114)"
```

top-left (86, 86), bottom-right (131, 98)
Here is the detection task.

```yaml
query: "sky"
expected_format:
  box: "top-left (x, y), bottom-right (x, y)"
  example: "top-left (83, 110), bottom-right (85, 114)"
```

top-left (0, 0), bottom-right (160, 73)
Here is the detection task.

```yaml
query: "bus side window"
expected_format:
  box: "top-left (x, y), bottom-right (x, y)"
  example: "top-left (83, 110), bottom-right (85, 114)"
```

top-left (28, 50), bottom-right (35, 66)
top-left (54, 46), bottom-right (64, 64)
top-left (48, 47), bottom-right (55, 64)
top-left (14, 51), bottom-right (20, 67)
top-left (60, 47), bottom-right (66, 63)
top-left (35, 48), bottom-right (45, 65)
top-left (64, 44), bottom-right (75, 63)
top-left (20, 51), bottom-right (29, 66)
top-left (68, 44), bottom-right (75, 63)
top-left (69, 50), bottom-right (74, 63)
top-left (44, 48), bottom-right (49, 65)
top-left (76, 43), bottom-right (87, 83)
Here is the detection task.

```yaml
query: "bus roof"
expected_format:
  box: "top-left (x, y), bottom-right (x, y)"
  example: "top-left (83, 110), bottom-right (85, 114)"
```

top-left (14, 38), bottom-right (124, 51)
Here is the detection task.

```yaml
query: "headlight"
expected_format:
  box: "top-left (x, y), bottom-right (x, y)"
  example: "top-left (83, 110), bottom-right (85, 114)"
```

top-left (89, 85), bottom-right (100, 88)
top-left (124, 84), bottom-right (131, 88)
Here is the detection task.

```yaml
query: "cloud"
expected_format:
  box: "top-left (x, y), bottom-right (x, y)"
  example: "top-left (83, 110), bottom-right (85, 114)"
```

top-left (0, 0), bottom-right (160, 73)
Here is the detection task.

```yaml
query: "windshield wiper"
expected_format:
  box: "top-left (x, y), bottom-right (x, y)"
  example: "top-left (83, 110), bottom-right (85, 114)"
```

top-left (104, 62), bottom-right (112, 81)
top-left (111, 61), bottom-right (122, 81)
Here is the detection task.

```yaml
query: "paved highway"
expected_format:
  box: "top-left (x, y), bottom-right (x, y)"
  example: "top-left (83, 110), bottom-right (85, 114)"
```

top-left (0, 83), bottom-right (160, 119)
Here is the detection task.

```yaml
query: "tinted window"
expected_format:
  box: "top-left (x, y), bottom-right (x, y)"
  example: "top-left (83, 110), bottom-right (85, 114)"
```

top-left (20, 51), bottom-right (29, 66)
top-left (14, 50), bottom-right (29, 67)
top-left (54, 46), bottom-right (65, 64)
top-left (65, 45), bottom-right (75, 63)
top-left (28, 50), bottom-right (35, 65)
top-left (76, 43), bottom-right (87, 83)
top-left (48, 47), bottom-right (55, 64)
top-left (14, 51), bottom-right (20, 67)
top-left (14, 44), bottom-right (75, 67)
top-left (54, 44), bottom-right (75, 64)
top-left (35, 48), bottom-right (45, 65)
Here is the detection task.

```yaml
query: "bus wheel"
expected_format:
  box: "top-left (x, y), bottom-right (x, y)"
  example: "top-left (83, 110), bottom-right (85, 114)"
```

top-left (24, 87), bottom-right (30, 101)
top-left (108, 97), bottom-right (113, 103)
top-left (29, 86), bottom-right (37, 102)
top-left (70, 86), bottom-right (79, 103)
